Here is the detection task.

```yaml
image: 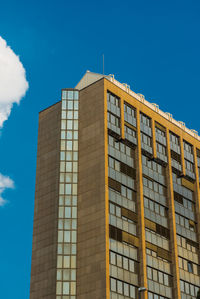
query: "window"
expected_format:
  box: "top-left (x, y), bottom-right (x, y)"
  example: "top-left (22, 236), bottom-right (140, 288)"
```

top-left (109, 250), bottom-right (138, 273)
top-left (175, 213), bottom-right (196, 232)
top-left (141, 132), bottom-right (152, 146)
top-left (156, 142), bottom-right (166, 156)
top-left (125, 125), bottom-right (137, 138)
top-left (144, 197), bottom-right (166, 217)
top-left (145, 228), bottom-right (169, 250)
top-left (108, 156), bottom-right (120, 172)
top-left (140, 113), bottom-right (151, 127)
top-left (107, 91), bottom-right (120, 107)
top-left (147, 267), bottom-right (171, 287)
top-left (107, 111), bottom-right (120, 127)
top-left (110, 277), bottom-right (137, 298)
top-left (184, 141), bottom-right (193, 154)
top-left (170, 132), bottom-right (180, 146)
top-left (109, 203), bottom-right (121, 218)
top-left (146, 248), bottom-right (169, 263)
top-left (121, 185), bottom-right (135, 200)
top-left (185, 159), bottom-right (194, 172)
top-left (155, 126), bottom-right (165, 137)
top-left (110, 277), bottom-right (116, 292)
top-left (108, 135), bottom-right (133, 158)
top-left (117, 280), bottom-right (123, 294)
top-left (143, 177), bottom-right (166, 196)
top-left (188, 260), bottom-right (193, 273)
top-left (172, 173), bottom-right (193, 201)
top-left (124, 102), bottom-right (136, 117)
top-left (180, 280), bottom-right (199, 297)
top-left (142, 155), bottom-right (164, 175)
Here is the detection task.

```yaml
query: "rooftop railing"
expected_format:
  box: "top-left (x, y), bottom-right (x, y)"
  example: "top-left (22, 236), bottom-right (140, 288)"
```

top-left (107, 75), bottom-right (200, 142)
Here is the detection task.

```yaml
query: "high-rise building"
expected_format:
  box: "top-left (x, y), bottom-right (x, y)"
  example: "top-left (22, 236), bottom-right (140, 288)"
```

top-left (30, 71), bottom-right (200, 299)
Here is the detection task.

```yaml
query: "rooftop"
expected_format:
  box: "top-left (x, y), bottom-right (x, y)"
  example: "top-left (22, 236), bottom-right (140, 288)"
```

top-left (75, 71), bottom-right (200, 142)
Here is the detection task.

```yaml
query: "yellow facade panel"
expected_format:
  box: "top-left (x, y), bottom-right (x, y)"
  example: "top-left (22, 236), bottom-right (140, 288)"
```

top-left (104, 83), bottom-right (110, 298)
top-left (122, 231), bottom-right (139, 247)
top-left (145, 218), bottom-right (156, 231)
top-left (181, 177), bottom-right (195, 191)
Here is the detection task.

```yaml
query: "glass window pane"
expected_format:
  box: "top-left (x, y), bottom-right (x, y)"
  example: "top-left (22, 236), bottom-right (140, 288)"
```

top-left (117, 280), bottom-right (123, 294)
top-left (63, 256), bottom-right (70, 268)
top-left (111, 278), bottom-right (116, 292)
top-left (63, 282), bottom-right (69, 295)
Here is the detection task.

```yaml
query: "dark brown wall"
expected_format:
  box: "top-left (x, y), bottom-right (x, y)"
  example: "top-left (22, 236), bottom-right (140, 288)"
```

top-left (77, 79), bottom-right (107, 298)
top-left (30, 102), bottom-right (61, 299)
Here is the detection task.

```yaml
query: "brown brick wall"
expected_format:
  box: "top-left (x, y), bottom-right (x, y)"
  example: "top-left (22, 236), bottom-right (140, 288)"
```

top-left (77, 79), bottom-right (107, 298)
top-left (30, 102), bottom-right (61, 299)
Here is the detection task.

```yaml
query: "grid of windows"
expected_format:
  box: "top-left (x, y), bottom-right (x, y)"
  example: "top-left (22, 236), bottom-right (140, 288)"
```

top-left (107, 91), bottom-right (121, 117)
top-left (140, 113), bottom-right (151, 127)
top-left (109, 187), bottom-right (136, 212)
top-left (178, 257), bottom-right (198, 275)
top-left (170, 132), bottom-right (180, 150)
top-left (110, 250), bottom-right (138, 273)
top-left (143, 177), bottom-right (166, 196)
top-left (141, 132), bottom-right (153, 154)
top-left (155, 126), bottom-right (166, 142)
top-left (171, 150), bottom-right (182, 172)
top-left (142, 155), bottom-right (166, 186)
top-left (174, 192), bottom-right (194, 211)
top-left (107, 111), bottom-right (121, 135)
top-left (108, 135), bottom-right (134, 167)
top-left (125, 125), bottom-right (137, 145)
top-left (180, 280), bottom-right (199, 298)
top-left (107, 93), bottom-right (139, 299)
top-left (108, 156), bottom-right (135, 190)
top-left (147, 267), bottom-right (172, 287)
top-left (146, 248), bottom-right (172, 299)
top-left (110, 277), bottom-right (137, 298)
top-left (156, 142), bottom-right (167, 162)
top-left (124, 102), bottom-right (137, 127)
top-left (183, 140), bottom-right (195, 180)
top-left (144, 197), bottom-right (167, 218)
top-left (56, 90), bottom-right (79, 298)
top-left (148, 292), bottom-right (169, 299)
top-left (197, 149), bottom-right (200, 182)
top-left (155, 125), bottom-right (168, 162)
top-left (106, 90), bottom-right (200, 299)
top-left (175, 214), bottom-right (196, 232)
top-left (145, 228), bottom-right (169, 250)
top-left (177, 235), bottom-right (198, 256)
top-left (170, 132), bottom-right (183, 172)
top-left (109, 156), bottom-right (120, 172)
top-left (185, 159), bottom-right (194, 172)
top-left (184, 141), bottom-right (193, 155)
top-left (146, 249), bottom-right (171, 271)
top-left (141, 132), bottom-right (152, 147)
top-left (109, 202), bottom-right (137, 236)
top-left (121, 185), bottom-right (136, 201)
top-left (172, 173), bottom-right (193, 201)
top-left (107, 90), bottom-right (120, 107)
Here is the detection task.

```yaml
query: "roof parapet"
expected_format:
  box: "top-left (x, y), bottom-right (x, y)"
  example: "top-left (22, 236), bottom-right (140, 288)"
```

top-left (107, 75), bottom-right (199, 141)
top-left (76, 71), bottom-right (199, 141)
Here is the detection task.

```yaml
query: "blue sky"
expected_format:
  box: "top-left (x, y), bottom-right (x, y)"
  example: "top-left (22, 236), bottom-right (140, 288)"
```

top-left (0, 0), bottom-right (200, 298)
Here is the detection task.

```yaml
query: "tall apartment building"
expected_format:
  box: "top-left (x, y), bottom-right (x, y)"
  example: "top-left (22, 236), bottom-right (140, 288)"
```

top-left (30, 71), bottom-right (200, 299)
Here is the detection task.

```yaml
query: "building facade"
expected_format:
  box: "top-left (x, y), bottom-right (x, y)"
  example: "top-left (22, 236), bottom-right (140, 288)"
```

top-left (30, 71), bottom-right (200, 299)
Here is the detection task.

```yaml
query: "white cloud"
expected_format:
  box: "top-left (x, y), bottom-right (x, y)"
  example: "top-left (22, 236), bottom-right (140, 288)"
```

top-left (0, 173), bottom-right (14, 206)
top-left (0, 36), bottom-right (29, 127)
top-left (0, 36), bottom-right (28, 205)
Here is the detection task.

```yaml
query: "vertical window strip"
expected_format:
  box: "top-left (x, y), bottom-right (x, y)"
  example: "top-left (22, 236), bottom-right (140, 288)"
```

top-left (56, 90), bottom-right (79, 298)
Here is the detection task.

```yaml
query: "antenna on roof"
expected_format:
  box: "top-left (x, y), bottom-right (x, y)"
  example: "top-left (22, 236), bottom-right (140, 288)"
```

top-left (103, 54), bottom-right (104, 75)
